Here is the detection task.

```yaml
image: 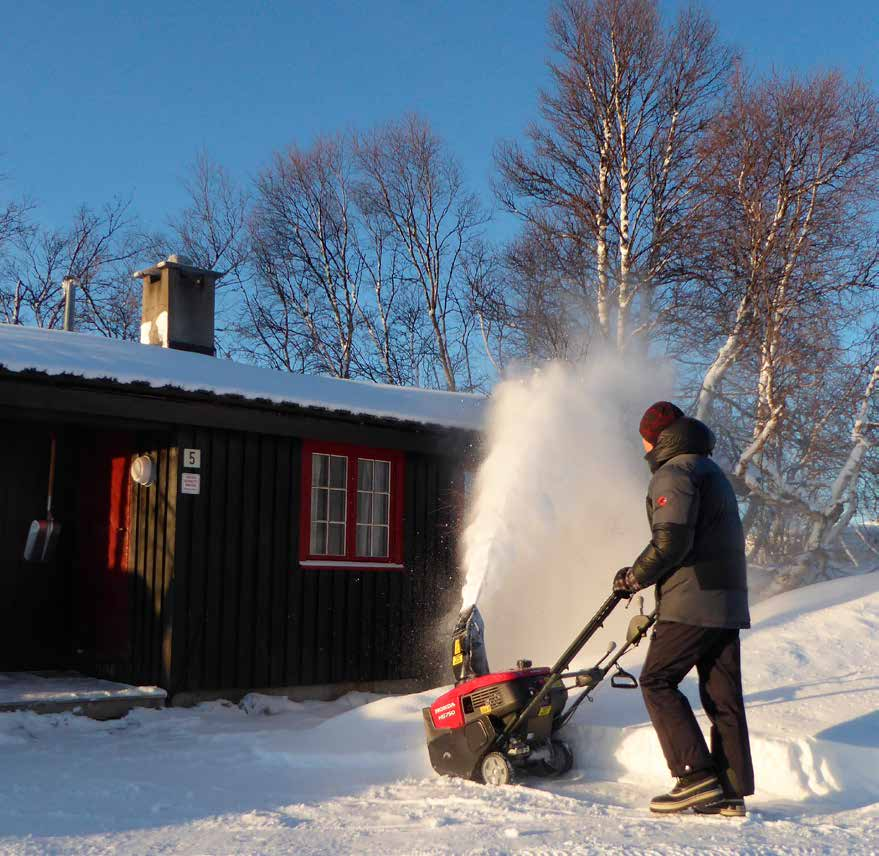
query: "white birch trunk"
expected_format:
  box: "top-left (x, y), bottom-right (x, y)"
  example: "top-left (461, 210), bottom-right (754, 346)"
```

top-left (595, 116), bottom-right (613, 341)
top-left (695, 289), bottom-right (751, 422)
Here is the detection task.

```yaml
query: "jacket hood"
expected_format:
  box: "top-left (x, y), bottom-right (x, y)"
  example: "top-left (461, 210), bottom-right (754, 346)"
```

top-left (646, 417), bottom-right (715, 472)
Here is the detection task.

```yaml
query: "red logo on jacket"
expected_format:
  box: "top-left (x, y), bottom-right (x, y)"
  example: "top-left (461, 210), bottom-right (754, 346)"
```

top-left (656, 495), bottom-right (669, 507)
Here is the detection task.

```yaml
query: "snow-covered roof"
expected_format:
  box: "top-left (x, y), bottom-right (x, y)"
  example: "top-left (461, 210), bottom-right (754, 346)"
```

top-left (0, 324), bottom-right (486, 432)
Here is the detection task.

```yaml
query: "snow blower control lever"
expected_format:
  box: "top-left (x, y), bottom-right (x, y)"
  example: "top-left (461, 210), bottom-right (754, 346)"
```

top-left (423, 588), bottom-right (657, 785)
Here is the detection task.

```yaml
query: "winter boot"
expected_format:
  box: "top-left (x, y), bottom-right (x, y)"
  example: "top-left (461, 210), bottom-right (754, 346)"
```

top-left (649, 770), bottom-right (724, 814)
top-left (693, 797), bottom-right (747, 818)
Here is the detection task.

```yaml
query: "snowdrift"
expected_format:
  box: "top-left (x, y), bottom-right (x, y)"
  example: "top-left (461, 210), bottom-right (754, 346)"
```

top-left (606, 572), bottom-right (879, 803)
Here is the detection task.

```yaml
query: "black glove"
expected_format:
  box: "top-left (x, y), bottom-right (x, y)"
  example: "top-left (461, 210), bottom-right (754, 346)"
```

top-left (612, 567), bottom-right (640, 596)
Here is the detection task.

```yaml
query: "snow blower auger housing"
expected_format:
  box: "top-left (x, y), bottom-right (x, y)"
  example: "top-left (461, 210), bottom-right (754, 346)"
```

top-left (423, 591), bottom-right (657, 785)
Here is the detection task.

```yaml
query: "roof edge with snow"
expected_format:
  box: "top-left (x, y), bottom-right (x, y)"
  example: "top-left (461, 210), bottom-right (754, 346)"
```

top-left (0, 325), bottom-right (486, 433)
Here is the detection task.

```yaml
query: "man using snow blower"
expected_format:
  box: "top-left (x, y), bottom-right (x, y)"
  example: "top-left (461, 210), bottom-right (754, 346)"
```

top-left (612, 402), bottom-right (754, 817)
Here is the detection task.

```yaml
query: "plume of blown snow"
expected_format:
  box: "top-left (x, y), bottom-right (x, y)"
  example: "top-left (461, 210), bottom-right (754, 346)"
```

top-left (460, 352), bottom-right (674, 669)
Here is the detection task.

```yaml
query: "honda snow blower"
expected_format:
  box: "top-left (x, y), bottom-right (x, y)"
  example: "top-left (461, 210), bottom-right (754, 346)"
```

top-left (423, 591), bottom-right (656, 785)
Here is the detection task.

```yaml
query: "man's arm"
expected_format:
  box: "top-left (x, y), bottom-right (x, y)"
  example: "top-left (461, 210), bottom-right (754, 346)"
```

top-left (630, 465), bottom-right (700, 590)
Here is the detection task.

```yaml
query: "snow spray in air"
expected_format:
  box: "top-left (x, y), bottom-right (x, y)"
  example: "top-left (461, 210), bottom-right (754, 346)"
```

top-left (458, 352), bottom-right (673, 669)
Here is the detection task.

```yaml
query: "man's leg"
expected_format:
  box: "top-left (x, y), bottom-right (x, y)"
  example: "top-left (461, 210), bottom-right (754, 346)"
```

top-left (696, 630), bottom-right (755, 798)
top-left (640, 620), bottom-right (715, 778)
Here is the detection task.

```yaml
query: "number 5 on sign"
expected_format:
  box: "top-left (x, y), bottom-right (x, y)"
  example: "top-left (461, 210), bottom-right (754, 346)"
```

top-left (183, 448), bottom-right (201, 469)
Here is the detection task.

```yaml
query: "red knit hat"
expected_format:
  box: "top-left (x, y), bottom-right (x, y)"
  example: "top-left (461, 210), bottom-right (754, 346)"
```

top-left (639, 401), bottom-right (684, 445)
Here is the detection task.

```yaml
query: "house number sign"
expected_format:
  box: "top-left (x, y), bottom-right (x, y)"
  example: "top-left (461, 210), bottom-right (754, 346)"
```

top-left (183, 448), bottom-right (201, 468)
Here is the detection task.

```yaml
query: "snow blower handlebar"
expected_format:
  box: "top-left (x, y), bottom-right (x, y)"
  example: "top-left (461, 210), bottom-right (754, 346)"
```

top-left (498, 591), bottom-right (624, 744)
top-left (553, 601), bottom-right (658, 731)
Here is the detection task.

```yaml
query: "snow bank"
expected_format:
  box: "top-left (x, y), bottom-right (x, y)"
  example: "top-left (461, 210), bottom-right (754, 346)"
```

top-left (563, 571), bottom-right (879, 803)
top-left (0, 324), bottom-right (485, 431)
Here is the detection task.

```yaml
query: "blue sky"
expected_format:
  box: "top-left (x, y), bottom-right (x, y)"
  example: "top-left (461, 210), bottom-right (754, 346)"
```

top-left (1, 0), bottom-right (876, 247)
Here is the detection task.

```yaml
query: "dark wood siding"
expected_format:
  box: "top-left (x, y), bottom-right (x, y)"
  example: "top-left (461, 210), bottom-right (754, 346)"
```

top-left (170, 429), bottom-right (299, 695)
top-left (1, 388), bottom-right (471, 696)
top-left (0, 421), bottom-right (71, 670)
top-left (128, 436), bottom-right (178, 687)
top-left (401, 453), bottom-right (463, 683)
top-left (169, 431), bottom-right (464, 694)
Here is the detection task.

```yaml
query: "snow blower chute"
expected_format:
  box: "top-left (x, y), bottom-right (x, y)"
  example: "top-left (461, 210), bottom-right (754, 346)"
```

top-left (423, 590), bottom-right (656, 785)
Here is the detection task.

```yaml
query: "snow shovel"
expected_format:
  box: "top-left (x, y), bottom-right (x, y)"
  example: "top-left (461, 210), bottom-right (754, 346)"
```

top-left (23, 433), bottom-right (62, 563)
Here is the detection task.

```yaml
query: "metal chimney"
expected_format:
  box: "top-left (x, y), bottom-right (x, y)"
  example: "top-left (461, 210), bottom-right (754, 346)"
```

top-left (62, 276), bottom-right (78, 331)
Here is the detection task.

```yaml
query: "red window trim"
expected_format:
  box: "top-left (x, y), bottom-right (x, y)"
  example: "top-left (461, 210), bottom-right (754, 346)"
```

top-left (299, 440), bottom-right (405, 570)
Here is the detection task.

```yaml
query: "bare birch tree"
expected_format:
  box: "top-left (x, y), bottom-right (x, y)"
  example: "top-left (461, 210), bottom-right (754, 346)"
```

top-left (153, 152), bottom-right (253, 356)
top-left (1, 199), bottom-right (144, 337)
top-left (168, 151), bottom-right (251, 281)
top-left (356, 115), bottom-right (489, 390)
top-left (246, 136), bottom-right (363, 377)
top-left (0, 171), bottom-right (33, 324)
top-left (683, 72), bottom-right (879, 581)
top-left (496, 0), bottom-right (730, 352)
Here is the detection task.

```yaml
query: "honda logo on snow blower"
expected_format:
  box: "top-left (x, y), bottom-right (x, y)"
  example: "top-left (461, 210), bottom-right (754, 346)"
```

top-left (435, 702), bottom-right (457, 722)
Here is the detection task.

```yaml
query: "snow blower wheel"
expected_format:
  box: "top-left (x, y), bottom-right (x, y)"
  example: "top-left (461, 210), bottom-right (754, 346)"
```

top-left (481, 752), bottom-right (516, 786)
top-left (548, 740), bottom-right (574, 776)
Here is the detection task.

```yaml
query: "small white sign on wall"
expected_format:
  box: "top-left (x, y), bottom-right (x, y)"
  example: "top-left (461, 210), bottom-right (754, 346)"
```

top-left (181, 472), bottom-right (201, 495)
top-left (183, 448), bottom-right (201, 469)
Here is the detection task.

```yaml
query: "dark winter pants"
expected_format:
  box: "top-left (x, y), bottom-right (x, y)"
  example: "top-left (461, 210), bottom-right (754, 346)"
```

top-left (639, 620), bottom-right (755, 797)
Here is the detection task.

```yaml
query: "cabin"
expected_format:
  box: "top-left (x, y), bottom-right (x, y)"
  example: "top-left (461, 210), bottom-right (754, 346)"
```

top-left (0, 256), bottom-right (483, 706)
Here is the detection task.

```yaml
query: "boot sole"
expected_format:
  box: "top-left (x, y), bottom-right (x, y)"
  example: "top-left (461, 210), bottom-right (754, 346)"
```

top-left (650, 784), bottom-right (724, 814)
top-left (694, 802), bottom-right (746, 818)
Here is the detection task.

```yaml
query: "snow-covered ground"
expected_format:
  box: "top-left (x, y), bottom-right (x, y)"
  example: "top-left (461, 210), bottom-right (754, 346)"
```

top-left (2, 573), bottom-right (878, 855)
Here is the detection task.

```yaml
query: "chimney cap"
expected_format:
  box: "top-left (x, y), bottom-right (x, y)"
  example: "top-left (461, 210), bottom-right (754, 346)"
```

top-left (133, 253), bottom-right (223, 280)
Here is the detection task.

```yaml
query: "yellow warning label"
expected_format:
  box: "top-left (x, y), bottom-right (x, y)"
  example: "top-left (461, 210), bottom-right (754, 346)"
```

top-left (453, 639), bottom-right (462, 655)
top-left (452, 653), bottom-right (463, 666)
top-left (479, 704), bottom-right (492, 714)
top-left (538, 705), bottom-right (552, 717)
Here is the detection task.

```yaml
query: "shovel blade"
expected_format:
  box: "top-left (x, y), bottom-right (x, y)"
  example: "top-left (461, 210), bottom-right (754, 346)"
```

top-left (23, 519), bottom-right (62, 563)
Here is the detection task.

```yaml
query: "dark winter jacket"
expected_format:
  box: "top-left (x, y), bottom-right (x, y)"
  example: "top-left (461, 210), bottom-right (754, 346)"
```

top-left (631, 417), bottom-right (750, 629)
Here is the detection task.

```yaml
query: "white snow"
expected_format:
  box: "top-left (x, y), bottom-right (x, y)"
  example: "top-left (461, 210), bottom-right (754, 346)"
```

top-left (0, 572), bottom-right (878, 854)
top-left (0, 673), bottom-right (165, 706)
top-left (459, 355), bottom-right (672, 663)
top-left (0, 324), bottom-right (486, 432)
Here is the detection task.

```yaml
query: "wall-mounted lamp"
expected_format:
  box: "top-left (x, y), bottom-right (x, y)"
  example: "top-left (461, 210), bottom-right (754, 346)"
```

top-left (130, 455), bottom-right (156, 487)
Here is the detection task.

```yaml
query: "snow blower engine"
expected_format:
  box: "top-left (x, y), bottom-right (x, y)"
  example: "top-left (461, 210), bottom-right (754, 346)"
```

top-left (423, 591), bottom-right (657, 785)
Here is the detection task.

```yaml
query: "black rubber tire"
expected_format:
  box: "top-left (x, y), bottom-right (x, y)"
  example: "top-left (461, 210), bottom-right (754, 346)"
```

top-left (480, 751), bottom-right (517, 786)
top-left (550, 739), bottom-right (575, 775)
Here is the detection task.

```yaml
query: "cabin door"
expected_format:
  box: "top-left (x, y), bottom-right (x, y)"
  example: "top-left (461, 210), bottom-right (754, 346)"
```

top-left (74, 430), bottom-right (134, 677)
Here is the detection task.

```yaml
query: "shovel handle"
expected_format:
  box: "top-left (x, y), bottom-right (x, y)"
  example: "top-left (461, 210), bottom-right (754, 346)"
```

top-left (47, 433), bottom-right (57, 520)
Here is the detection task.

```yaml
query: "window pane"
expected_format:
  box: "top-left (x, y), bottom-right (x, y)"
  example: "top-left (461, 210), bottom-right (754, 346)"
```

top-left (327, 523), bottom-right (345, 555)
top-left (374, 461), bottom-right (390, 493)
top-left (329, 488), bottom-right (346, 523)
top-left (373, 493), bottom-right (389, 525)
top-left (358, 459), bottom-right (374, 491)
top-left (372, 526), bottom-right (389, 558)
top-left (311, 487), bottom-right (327, 522)
top-left (310, 521), bottom-right (326, 555)
top-left (312, 454), bottom-right (328, 488)
top-left (356, 524), bottom-right (370, 557)
top-left (329, 455), bottom-right (347, 489)
top-left (357, 492), bottom-right (372, 526)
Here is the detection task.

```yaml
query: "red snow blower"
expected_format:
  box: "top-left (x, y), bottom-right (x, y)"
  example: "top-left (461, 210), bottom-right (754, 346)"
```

top-left (423, 590), bottom-right (656, 785)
